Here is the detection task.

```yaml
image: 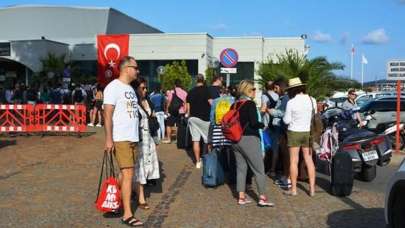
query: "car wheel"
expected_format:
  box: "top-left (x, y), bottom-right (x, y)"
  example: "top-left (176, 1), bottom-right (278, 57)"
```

top-left (358, 165), bottom-right (376, 182)
top-left (391, 190), bottom-right (405, 228)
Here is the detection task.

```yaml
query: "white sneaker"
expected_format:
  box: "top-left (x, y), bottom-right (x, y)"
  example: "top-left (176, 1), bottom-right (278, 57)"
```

top-left (96, 124), bottom-right (102, 127)
top-left (196, 161), bottom-right (202, 169)
top-left (87, 123), bottom-right (94, 127)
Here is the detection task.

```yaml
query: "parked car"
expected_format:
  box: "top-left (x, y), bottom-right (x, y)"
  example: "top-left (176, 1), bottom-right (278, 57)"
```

top-left (385, 158), bottom-right (405, 228)
top-left (359, 99), bottom-right (405, 132)
top-left (325, 97), bottom-right (346, 108)
top-left (356, 92), bottom-right (405, 107)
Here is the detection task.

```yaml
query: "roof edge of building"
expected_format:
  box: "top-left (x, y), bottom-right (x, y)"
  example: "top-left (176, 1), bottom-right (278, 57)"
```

top-left (108, 8), bottom-right (163, 33)
top-left (0, 4), bottom-right (111, 11)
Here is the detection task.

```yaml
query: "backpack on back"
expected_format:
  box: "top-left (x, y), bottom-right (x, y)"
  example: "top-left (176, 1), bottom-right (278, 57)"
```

top-left (221, 100), bottom-right (247, 142)
top-left (168, 89), bottom-right (183, 116)
top-left (214, 98), bottom-right (232, 125)
top-left (264, 92), bottom-right (277, 109)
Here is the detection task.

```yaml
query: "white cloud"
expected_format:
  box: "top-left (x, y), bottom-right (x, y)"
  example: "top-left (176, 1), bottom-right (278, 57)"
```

top-left (311, 31), bottom-right (333, 43)
top-left (340, 32), bottom-right (349, 45)
top-left (362, 28), bottom-right (389, 44)
top-left (210, 23), bottom-right (228, 31)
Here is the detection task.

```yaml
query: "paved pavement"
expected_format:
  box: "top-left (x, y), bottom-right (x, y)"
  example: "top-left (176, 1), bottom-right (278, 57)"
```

top-left (0, 128), bottom-right (402, 227)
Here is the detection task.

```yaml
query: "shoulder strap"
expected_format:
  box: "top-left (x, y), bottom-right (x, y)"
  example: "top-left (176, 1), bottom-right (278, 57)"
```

top-left (234, 100), bottom-right (248, 111)
top-left (309, 95), bottom-right (315, 117)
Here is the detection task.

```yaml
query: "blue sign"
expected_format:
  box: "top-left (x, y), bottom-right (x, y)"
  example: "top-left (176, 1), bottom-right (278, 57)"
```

top-left (220, 48), bottom-right (239, 68)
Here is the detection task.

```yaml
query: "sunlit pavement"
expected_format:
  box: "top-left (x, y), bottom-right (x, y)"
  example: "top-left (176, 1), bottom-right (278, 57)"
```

top-left (0, 128), bottom-right (401, 227)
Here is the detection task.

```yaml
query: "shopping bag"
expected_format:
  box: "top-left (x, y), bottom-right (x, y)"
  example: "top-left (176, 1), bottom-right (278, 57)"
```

top-left (95, 151), bottom-right (121, 213)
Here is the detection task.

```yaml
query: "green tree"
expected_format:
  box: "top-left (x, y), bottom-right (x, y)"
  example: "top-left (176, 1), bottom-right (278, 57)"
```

top-left (258, 50), bottom-right (348, 99)
top-left (205, 67), bottom-right (216, 85)
top-left (160, 61), bottom-right (192, 91)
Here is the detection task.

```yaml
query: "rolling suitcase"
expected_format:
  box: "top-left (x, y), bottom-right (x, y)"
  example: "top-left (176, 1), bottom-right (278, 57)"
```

top-left (330, 151), bottom-right (354, 197)
top-left (176, 116), bottom-right (188, 149)
top-left (202, 148), bottom-right (225, 187)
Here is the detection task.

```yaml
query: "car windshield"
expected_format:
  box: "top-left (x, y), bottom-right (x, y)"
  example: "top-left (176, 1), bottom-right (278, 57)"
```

top-left (357, 97), bottom-right (373, 107)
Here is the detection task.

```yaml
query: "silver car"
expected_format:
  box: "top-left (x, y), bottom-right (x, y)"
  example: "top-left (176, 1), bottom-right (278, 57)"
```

top-left (385, 158), bottom-right (405, 227)
top-left (359, 99), bottom-right (405, 132)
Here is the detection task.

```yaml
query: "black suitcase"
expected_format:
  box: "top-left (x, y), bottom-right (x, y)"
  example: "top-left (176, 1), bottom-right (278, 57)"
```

top-left (176, 116), bottom-right (189, 149)
top-left (330, 151), bottom-right (354, 197)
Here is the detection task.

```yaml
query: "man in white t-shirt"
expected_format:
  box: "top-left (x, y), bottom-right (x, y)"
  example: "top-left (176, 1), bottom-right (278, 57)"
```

top-left (103, 56), bottom-right (143, 226)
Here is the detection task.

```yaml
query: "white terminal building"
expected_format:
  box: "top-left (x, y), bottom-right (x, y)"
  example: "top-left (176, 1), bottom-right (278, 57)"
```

top-left (0, 5), bottom-right (307, 89)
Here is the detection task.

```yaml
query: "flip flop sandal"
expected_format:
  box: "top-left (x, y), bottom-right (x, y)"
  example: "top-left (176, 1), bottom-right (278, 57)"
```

top-left (283, 190), bottom-right (298, 196)
top-left (138, 203), bottom-right (150, 210)
top-left (121, 216), bottom-right (143, 227)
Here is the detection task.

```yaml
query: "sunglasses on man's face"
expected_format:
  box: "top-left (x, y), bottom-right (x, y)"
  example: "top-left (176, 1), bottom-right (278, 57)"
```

top-left (127, 65), bottom-right (139, 70)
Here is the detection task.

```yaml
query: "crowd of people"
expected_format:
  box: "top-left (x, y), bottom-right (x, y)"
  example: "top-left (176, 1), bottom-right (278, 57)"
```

top-left (0, 81), bottom-right (107, 127)
top-left (100, 54), bottom-right (322, 227)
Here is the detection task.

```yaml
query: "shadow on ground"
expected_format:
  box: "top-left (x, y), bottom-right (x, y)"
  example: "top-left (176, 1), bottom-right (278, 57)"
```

top-left (0, 139), bottom-right (16, 149)
top-left (327, 208), bottom-right (385, 228)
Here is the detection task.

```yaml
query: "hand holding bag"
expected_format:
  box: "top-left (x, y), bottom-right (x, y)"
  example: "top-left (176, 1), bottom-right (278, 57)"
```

top-left (95, 151), bottom-right (121, 213)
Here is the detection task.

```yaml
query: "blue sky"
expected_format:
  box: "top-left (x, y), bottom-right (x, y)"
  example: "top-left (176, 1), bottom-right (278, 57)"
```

top-left (1, 0), bottom-right (405, 82)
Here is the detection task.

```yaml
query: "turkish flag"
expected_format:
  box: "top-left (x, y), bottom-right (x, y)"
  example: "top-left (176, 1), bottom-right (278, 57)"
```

top-left (97, 34), bottom-right (129, 86)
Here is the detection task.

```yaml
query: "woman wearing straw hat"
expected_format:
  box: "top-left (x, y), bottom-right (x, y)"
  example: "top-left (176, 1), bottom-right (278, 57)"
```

top-left (283, 77), bottom-right (317, 197)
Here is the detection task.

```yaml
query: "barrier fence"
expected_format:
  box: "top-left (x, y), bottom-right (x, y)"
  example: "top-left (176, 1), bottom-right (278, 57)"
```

top-left (0, 104), bottom-right (87, 133)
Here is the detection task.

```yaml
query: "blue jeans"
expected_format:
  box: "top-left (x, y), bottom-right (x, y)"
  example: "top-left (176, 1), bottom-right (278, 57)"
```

top-left (155, 111), bottom-right (165, 141)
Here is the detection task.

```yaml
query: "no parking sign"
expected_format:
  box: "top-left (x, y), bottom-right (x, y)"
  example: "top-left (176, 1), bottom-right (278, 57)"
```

top-left (220, 48), bottom-right (239, 68)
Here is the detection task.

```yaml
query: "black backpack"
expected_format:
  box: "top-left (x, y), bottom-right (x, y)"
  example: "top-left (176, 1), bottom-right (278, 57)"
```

top-left (263, 92), bottom-right (277, 109)
top-left (168, 89), bottom-right (183, 117)
top-left (73, 89), bottom-right (84, 103)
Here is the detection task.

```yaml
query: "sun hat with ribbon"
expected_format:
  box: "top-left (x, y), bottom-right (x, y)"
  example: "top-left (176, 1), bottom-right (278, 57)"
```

top-left (287, 77), bottom-right (306, 89)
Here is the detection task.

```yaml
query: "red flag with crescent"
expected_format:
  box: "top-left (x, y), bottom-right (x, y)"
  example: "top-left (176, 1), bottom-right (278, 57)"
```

top-left (97, 34), bottom-right (129, 86)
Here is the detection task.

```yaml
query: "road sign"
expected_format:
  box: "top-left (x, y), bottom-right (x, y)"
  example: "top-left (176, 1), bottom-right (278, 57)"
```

top-left (220, 68), bottom-right (237, 74)
top-left (220, 48), bottom-right (239, 68)
top-left (387, 60), bottom-right (405, 80)
top-left (156, 66), bottom-right (165, 75)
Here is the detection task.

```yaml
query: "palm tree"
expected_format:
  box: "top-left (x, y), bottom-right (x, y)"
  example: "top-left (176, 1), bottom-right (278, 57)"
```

top-left (258, 50), bottom-right (345, 99)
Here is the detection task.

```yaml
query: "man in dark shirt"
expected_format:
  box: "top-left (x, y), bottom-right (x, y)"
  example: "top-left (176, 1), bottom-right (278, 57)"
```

top-left (186, 74), bottom-right (211, 168)
top-left (208, 75), bottom-right (223, 102)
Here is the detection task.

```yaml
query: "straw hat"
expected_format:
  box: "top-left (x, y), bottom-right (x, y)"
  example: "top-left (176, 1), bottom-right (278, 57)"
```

top-left (287, 77), bottom-right (306, 89)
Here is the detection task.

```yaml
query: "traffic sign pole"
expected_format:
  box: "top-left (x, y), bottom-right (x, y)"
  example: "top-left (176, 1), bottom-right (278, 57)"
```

top-left (220, 48), bottom-right (239, 87)
top-left (396, 80), bottom-right (401, 153)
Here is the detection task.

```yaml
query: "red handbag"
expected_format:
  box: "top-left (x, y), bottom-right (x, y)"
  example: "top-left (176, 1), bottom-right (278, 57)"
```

top-left (95, 151), bottom-right (122, 213)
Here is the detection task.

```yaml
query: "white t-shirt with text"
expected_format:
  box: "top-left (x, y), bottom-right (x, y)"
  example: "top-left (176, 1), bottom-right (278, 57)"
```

top-left (103, 79), bottom-right (139, 142)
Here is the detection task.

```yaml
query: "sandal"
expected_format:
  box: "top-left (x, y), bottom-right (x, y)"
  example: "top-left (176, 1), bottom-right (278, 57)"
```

top-left (258, 196), bottom-right (275, 207)
top-left (121, 216), bottom-right (143, 227)
top-left (283, 190), bottom-right (298, 196)
top-left (138, 203), bottom-right (150, 210)
top-left (238, 196), bottom-right (252, 205)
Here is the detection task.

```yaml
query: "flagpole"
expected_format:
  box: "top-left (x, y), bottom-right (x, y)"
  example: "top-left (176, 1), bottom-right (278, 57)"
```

top-left (351, 44), bottom-right (354, 80)
top-left (361, 60), bottom-right (364, 89)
